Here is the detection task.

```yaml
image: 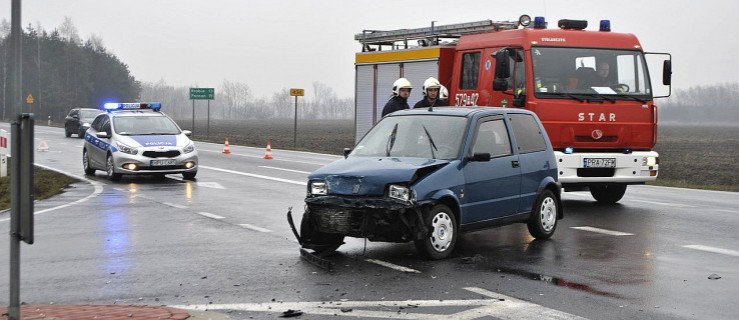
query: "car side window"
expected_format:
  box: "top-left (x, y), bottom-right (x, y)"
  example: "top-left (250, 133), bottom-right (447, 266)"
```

top-left (508, 114), bottom-right (547, 154)
top-left (471, 119), bottom-right (512, 157)
top-left (69, 110), bottom-right (78, 117)
top-left (101, 118), bottom-right (111, 136)
top-left (91, 115), bottom-right (105, 131)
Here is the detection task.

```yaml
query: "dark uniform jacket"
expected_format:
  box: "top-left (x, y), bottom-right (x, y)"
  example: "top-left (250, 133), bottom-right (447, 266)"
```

top-left (381, 96), bottom-right (410, 117)
top-left (413, 98), bottom-right (447, 109)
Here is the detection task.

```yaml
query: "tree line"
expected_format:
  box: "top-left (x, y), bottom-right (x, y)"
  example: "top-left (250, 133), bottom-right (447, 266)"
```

top-left (0, 18), bottom-right (352, 124)
top-left (660, 82), bottom-right (739, 124)
top-left (0, 18), bottom-right (140, 122)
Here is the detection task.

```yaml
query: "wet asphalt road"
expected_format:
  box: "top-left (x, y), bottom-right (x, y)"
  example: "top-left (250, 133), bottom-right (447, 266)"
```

top-left (0, 124), bottom-right (737, 320)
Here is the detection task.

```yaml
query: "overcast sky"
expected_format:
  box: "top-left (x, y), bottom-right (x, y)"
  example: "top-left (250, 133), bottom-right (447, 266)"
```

top-left (2, 0), bottom-right (738, 99)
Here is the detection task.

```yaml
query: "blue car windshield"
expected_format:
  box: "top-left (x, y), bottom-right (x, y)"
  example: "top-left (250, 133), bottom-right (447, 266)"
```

top-left (113, 116), bottom-right (181, 135)
top-left (352, 115), bottom-right (467, 159)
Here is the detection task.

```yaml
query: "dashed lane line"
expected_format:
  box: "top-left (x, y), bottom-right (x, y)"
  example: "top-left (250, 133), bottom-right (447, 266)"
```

top-left (258, 165), bottom-right (311, 174)
top-left (163, 202), bottom-right (188, 209)
top-left (197, 212), bottom-right (225, 220)
top-left (683, 245), bottom-right (739, 257)
top-left (200, 165), bottom-right (304, 185)
top-left (239, 224), bottom-right (272, 233)
top-left (366, 259), bottom-right (422, 274)
top-left (571, 226), bottom-right (634, 236)
top-left (628, 199), bottom-right (695, 208)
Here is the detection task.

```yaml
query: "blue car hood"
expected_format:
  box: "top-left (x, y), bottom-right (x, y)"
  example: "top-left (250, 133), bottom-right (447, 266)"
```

top-left (309, 157), bottom-right (450, 196)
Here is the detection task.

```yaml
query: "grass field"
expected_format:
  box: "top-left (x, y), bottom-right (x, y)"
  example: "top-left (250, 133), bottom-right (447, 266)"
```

top-left (174, 119), bottom-right (738, 192)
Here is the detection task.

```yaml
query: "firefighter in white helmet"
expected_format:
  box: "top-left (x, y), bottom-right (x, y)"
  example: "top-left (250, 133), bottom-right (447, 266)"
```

top-left (414, 77), bottom-right (446, 109)
top-left (439, 85), bottom-right (449, 105)
top-left (382, 78), bottom-right (412, 117)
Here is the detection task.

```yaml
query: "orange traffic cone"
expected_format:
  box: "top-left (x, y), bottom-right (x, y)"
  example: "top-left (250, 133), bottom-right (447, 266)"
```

top-left (222, 138), bottom-right (231, 154)
top-left (263, 140), bottom-right (273, 160)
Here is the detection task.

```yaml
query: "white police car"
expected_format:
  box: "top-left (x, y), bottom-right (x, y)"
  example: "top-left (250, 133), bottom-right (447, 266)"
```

top-left (82, 102), bottom-right (198, 181)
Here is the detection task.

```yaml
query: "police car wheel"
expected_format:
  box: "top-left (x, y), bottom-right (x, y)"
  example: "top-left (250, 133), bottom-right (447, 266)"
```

top-left (182, 172), bottom-right (197, 180)
top-left (83, 149), bottom-right (95, 175)
top-left (106, 154), bottom-right (122, 181)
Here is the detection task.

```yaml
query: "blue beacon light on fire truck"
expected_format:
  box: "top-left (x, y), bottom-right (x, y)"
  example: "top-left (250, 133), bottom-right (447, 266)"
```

top-left (103, 102), bottom-right (162, 112)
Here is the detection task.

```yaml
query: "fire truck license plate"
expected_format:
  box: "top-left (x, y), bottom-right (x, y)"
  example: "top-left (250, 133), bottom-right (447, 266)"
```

top-left (583, 158), bottom-right (616, 168)
top-left (151, 159), bottom-right (176, 166)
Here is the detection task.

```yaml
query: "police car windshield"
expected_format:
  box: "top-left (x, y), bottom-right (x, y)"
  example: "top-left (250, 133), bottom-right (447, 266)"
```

top-left (113, 116), bottom-right (180, 135)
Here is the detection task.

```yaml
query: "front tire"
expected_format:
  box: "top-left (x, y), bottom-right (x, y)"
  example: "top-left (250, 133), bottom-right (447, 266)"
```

top-left (590, 184), bottom-right (627, 204)
top-left (414, 204), bottom-right (457, 260)
top-left (527, 189), bottom-right (559, 239)
top-left (83, 149), bottom-right (95, 175)
top-left (106, 154), bottom-right (122, 181)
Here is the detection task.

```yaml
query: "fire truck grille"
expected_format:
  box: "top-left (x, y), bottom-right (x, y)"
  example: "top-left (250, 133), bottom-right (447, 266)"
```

top-left (577, 168), bottom-right (615, 177)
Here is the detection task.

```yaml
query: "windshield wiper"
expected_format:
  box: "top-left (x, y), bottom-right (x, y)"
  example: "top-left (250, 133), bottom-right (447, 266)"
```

top-left (385, 123), bottom-right (398, 156)
top-left (422, 125), bottom-right (438, 159)
top-left (615, 94), bottom-right (648, 103)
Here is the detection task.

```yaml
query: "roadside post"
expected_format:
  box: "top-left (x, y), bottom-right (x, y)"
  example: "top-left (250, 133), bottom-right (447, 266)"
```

top-left (0, 129), bottom-right (8, 177)
top-left (189, 88), bottom-right (215, 137)
top-left (290, 88), bottom-right (304, 148)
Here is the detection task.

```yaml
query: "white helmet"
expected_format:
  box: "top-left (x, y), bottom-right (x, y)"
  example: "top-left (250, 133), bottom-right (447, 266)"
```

top-left (439, 85), bottom-right (449, 100)
top-left (422, 77), bottom-right (441, 96)
top-left (392, 78), bottom-right (413, 96)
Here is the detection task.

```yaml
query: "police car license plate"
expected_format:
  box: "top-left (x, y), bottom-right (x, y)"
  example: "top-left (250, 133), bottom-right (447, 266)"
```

top-left (151, 159), bottom-right (176, 166)
top-left (583, 158), bottom-right (616, 168)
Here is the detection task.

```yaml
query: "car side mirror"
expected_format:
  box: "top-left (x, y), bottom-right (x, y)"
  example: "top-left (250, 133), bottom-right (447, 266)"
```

top-left (662, 60), bottom-right (672, 86)
top-left (95, 131), bottom-right (110, 139)
top-left (343, 147), bottom-right (352, 159)
top-left (182, 130), bottom-right (192, 137)
top-left (469, 152), bottom-right (491, 162)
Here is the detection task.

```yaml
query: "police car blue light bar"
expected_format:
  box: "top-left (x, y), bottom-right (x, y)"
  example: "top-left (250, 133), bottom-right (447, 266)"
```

top-left (104, 102), bottom-right (162, 111)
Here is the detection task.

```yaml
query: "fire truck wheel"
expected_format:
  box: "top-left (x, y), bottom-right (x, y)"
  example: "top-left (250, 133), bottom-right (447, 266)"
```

top-left (527, 189), bottom-right (558, 239)
top-left (414, 204), bottom-right (457, 260)
top-left (300, 213), bottom-right (344, 256)
top-left (590, 184), bottom-right (627, 204)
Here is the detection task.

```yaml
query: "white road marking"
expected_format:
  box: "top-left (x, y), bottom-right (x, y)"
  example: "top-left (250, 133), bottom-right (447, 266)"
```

top-left (163, 202), bottom-right (188, 209)
top-left (0, 163), bottom-right (104, 222)
top-left (200, 165), bottom-right (304, 185)
top-left (683, 245), bottom-right (739, 257)
top-left (571, 226), bottom-right (634, 236)
top-left (239, 224), bottom-right (272, 233)
top-left (628, 199), bottom-right (694, 208)
top-left (164, 175), bottom-right (225, 189)
top-left (197, 212), bottom-right (225, 220)
top-left (172, 287), bottom-right (588, 320)
top-left (198, 149), bottom-right (329, 165)
top-left (259, 165), bottom-right (311, 174)
top-left (365, 259), bottom-right (422, 274)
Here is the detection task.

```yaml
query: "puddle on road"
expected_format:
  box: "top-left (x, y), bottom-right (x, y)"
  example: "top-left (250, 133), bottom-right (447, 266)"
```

top-left (493, 266), bottom-right (621, 298)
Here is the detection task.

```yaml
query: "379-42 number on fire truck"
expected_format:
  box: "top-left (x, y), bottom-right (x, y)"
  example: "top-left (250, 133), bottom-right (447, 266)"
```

top-left (583, 158), bottom-right (616, 168)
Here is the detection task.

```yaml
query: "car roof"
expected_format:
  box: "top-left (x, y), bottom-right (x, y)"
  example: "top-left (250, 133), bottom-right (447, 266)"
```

top-left (108, 110), bottom-right (166, 117)
top-left (388, 106), bottom-right (535, 118)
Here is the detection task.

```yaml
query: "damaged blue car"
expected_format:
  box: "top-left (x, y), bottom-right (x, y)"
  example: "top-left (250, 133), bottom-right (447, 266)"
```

top-left (291, 107), bottom-right (562, 260)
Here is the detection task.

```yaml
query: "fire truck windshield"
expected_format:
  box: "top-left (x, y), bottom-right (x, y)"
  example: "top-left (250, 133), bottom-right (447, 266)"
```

top-left (531, 47), bottom-right (651, 99)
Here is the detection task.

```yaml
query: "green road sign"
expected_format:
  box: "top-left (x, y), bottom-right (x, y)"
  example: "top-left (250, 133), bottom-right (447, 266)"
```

top-left (190, 88), bottom-right (215, 100)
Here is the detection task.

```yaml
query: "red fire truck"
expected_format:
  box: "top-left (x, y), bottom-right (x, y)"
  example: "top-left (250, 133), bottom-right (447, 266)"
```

top-left (354, 15), bottom-right (671, 203)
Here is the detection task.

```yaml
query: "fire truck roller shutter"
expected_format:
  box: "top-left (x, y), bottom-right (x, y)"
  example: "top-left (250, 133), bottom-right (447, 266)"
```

top-left (403, 60), bottom-right (440, 107)
top-left (375, 64), bottom-right (400, 120)
top-left (356, 65), bottom-right (375, 142)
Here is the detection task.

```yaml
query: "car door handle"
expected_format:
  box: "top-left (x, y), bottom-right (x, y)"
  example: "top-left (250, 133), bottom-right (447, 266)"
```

top-left (511, 160), bottom-right (520, 168)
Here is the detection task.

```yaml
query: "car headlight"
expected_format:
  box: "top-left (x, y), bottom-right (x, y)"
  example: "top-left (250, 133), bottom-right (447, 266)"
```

top-left (115, 141), bottom-right (138, 155)
top-left (183, 142), bottom-right (195, 154)
top-left (81, 122), bottom-right (91, 128)
top-left (388, 184), bottom-right (413, 202)
top-left (309, 181), bottom-right (328, 195)
top-left (643, 156), bottom-right (658, 166)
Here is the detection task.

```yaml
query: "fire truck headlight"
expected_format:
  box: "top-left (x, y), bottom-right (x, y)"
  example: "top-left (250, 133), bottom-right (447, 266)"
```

top-left (643, 156), bottom-right (658, 166)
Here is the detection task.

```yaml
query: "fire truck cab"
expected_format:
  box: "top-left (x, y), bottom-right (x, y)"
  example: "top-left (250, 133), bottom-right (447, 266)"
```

top-left (354, 15), bottom-right (672, 204)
